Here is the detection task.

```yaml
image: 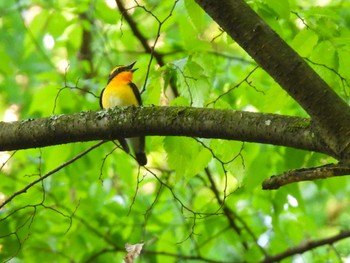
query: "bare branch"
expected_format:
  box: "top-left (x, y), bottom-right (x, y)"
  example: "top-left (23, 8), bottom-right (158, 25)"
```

top-left (262, 163), bottom-right (350, 190)
top-left (261, 229), bottom-right (350, 263)
top-left (0, 141), bottom-right (105, 209)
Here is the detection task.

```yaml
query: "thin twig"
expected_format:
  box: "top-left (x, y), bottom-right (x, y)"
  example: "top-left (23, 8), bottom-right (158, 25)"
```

top-left (0, 141), bottom-right (106, 209)
top-left (206, 66), bottom-right (260, 107)
top-left (115, 0), bottom-right (180, 96)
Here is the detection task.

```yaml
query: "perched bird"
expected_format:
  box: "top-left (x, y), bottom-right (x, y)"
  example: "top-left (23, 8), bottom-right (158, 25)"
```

top-left (100, 61), bottom-right (147, 166)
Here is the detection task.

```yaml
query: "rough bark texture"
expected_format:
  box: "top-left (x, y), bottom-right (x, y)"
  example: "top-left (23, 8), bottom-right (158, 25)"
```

top-left (262, 163), bottom-right (350, 189)
top-left (195, 0), bottom-right (350, 161)
top-left (0, 106), bottom-right (330, 155)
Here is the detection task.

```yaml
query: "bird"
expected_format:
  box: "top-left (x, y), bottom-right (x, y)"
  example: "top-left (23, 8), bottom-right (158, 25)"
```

top-left (100, 61), bottom-right (147, 166)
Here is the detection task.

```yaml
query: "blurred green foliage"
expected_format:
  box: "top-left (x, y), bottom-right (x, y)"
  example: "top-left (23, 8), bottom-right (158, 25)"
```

top-left (1, 0), bottom-right (350, 262)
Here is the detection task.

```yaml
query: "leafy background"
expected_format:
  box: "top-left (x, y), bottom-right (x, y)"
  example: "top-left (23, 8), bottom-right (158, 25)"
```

top-left (1, 0), bottom-right (350, 262)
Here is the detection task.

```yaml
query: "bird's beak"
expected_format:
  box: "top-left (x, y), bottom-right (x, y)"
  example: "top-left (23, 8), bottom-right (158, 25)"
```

top-left (126, 61), bottom-right (138, 72)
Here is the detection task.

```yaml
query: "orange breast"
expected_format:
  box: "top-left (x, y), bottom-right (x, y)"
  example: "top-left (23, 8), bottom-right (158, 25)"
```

top-left (102, 80), bottom-right (139, 108)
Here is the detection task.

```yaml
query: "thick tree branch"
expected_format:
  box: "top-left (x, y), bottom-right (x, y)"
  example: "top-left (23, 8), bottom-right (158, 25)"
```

top-left (194, 0), bottom-right (350, 160)
top-left (0, 106), bottom-right (330, 156)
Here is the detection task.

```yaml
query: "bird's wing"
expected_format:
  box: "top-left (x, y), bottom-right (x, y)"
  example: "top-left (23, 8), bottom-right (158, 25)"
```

top-left (130, 82), bottom-right (142, 106)
top-left (99, 88), bottom-right (105, 109)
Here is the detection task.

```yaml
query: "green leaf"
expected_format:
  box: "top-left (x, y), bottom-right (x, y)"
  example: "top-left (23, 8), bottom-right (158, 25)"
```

top-left (164, 137), bottom-right (211, 179)
top-left (183, 60), bottom-right (211, 107)
top-left (143, 69), bottom-right (162, 105)
top-left (291, 28), bottom-right (319, 57)
top-left (47, 12), bottom-right (69, 38)
top-left (310, 40), bottom-right (338, 88)
top-left (265, 0), bottom-right (290, 19)
top-left (95, 0), bottom-right (118, 24)
top-left (337, 47), bottom-right (350, 84)
top-left (184, 0), bottom-right (207, 33)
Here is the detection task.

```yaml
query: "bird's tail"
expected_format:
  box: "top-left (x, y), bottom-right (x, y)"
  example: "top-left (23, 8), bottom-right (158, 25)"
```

top-left (118, 138), bottom-right (130, 153)
top-left (135, 152), bottom-right (147, 166)
top-left (127, 137), bottom-right (147, 166)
